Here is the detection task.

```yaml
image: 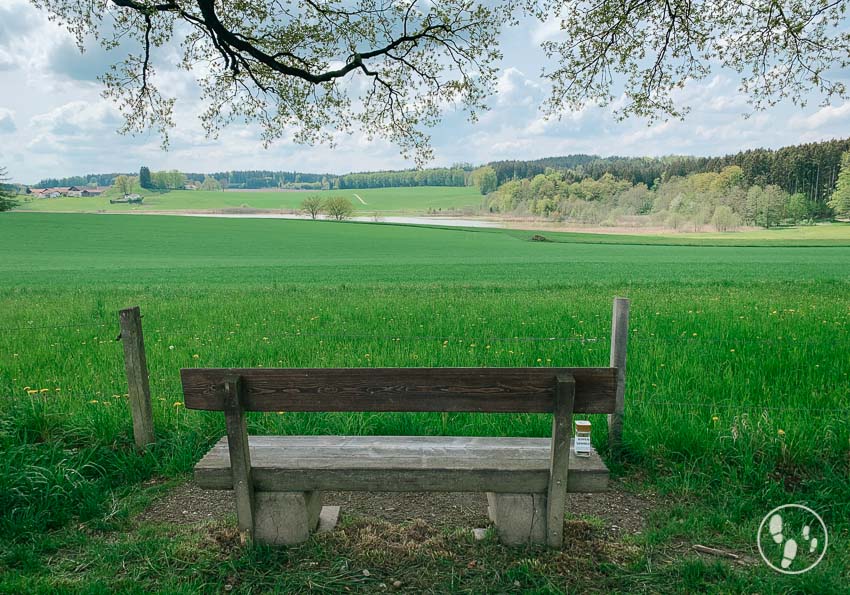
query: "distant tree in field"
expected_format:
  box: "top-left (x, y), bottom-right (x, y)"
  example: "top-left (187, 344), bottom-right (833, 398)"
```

top-left (200, 176), bottom-right (223, 191)
top-left (0, 167), bottom-right (19, 212)
top-left (113, 175), bottom-right (134, 196)
top-left (711, 205), bottom-right (740, 232)
top-left (745, 184), bottom-right (787, 228)
top-left (471, 166), bottom-right (498, 195)
top-left (139, 166), bottom-right (153, 189)
top-left (827, 151), bottom-right (850, 218)
top-left (151, 170), bottom-right (187, 190)
top-left (324, 196), bottom-right (355, 221)
top-left (786, 193), bottom-right (815, 224)
top-left (301, 196), bottom-right (324, 220)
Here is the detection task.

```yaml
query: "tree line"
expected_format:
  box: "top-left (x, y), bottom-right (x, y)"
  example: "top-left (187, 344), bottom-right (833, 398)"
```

top-left (482, 138), bottom-right (850, 213)
top-left (484, 157), bottom-right (850, 229)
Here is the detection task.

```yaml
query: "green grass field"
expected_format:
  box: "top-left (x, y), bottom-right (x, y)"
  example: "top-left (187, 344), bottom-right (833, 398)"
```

top-left (1, 212), bottom-right (848, 592)
top-left (16, 186), bottom-right (483, 214)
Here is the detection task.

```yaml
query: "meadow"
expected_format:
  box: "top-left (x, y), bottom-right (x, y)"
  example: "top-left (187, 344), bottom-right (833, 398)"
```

top-left (1, 212), bottom-right (848, 592)
top-left (16, 186), bottom-right (483, 214)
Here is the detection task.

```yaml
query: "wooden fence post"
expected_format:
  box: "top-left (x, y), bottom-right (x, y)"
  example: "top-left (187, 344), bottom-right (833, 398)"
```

top-left (119, 306), bottom-right (155, 449)
top-left (607, 297), bottom-right (630, 453)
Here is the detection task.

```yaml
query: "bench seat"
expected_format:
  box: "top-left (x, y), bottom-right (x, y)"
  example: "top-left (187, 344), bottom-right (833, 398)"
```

top-left (195, 435), bottom-right (609, 493)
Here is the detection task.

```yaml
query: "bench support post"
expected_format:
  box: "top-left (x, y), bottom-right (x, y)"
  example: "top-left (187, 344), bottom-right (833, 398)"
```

top-left (487, 493), bottom-right (546, 545)
top-left (546, 374), bottom-right (575, 547)
top-left (223, 376), bottom-right (255, 542)
top-left (254, 491), bottom-right (322, 545)
top-left (608, 297), bottom-right (630, 453)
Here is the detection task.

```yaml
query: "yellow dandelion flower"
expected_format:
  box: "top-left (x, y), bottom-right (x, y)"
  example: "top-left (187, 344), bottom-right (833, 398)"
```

top-left (89, 399), bottom-right (98, 404)
top-left (173, 402), bottom-right (184, 407)
top-left (777, 429), bottom-right (785, 437)
top-left (277, 411), bottom-right (285, 415)
top-left (27, 390), bottom-right (38, 395)
top-left (39, 389), bottom-right (49, 393)
top-left (23, 386), bottom-right (31, 391)
top-left (730, 349), bottom-right (735, 352)
top-left (192, 354), bottom-right (200, 359)
top-left (712, 416), bottom-right (719, 423)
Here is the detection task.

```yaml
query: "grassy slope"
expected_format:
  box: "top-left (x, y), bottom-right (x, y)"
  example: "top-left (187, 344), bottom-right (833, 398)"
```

top-left (1, 212), bottom-right (848, 592)
top-left (15, 186), bottom-right (483, 214)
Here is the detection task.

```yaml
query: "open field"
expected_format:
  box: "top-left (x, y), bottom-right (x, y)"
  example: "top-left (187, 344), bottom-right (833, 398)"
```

top-left (15, 186), bottom-right (483, 214)
top-left (1, 212), bottom-right (849, 592)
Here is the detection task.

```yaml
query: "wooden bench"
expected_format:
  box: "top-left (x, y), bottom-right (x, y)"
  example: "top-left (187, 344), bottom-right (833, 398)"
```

top-left (181, 367), bottom-right (617, 547)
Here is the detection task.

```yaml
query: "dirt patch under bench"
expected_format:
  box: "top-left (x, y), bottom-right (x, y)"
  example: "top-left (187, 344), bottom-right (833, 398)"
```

top-left (138, 480), bottom-right (653, 537)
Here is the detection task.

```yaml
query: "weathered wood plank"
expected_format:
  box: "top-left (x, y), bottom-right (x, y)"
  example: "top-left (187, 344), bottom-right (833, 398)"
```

top-left (181, 367), bottom-right (616, 413)
top-left (194, 436), bottom-right (609, 493)
top-left (223, 376), bottom-right (254, 541)
top-left (546, 374), bottom-right (575, 547)
top-left (118, 306), bottom-right (155, 449)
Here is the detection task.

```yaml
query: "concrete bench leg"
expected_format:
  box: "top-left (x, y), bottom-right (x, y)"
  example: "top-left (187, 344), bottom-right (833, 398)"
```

top-left (254, 491), bottom-right (322, 545)
top-left (486, 492), bottom-right (547, 545)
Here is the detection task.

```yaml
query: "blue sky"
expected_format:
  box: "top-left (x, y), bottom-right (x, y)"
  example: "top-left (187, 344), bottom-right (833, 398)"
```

top-left (1, 0), bottom-right (849, 184)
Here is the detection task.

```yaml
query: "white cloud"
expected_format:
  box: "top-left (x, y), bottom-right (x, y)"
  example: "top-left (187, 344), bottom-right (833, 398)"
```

top-left (495, 67), bottom-right (541, 107)
top-left (30, 101), bottom-right (122, 137)
top-left (790, 102), bottom-right (850, 130)
top-left (0, 108), bottom-right (15, 134)
top-left (531, 18), bottom-right (564, 45)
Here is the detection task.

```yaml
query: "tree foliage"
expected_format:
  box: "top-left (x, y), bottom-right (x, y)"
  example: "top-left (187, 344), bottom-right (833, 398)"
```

top-left (31, 1), bottom-right (850, 163)
top-left (301, 196), bottom-right (324, 219)
top-left (484, 165), bottom-right (807, 229)
top-left (324, 196), bottom-right (355, 220)
top-left (470, 166), bottom-right (498, 195)
top-left (113, 174), bottom-right (135, 195)
top-left (200, 175), bottom-right (222, 191)
top-left (827, 151), bottom-right (850, 218)
top-left (139, 166), bottom-right (153, 189)
top-left (0, 167), bottom-right (20, 212)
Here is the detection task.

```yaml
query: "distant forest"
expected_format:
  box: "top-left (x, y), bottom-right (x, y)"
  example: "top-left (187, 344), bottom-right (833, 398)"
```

top-left (33, 138), bottom-right (849, 205)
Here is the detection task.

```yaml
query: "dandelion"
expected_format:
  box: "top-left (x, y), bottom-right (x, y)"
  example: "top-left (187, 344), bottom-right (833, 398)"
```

top-left (712, 416), bottom-right (719, 423)
top-left (364, 353), bottom-right (370, 358)
top-left (23, 386), bottom-right (31, 391)
top-left (89, 399), bottom-right (98, 404)
top-left (173, 402), bottom-right (183, 408)
top-left (277, 412), bottom-right (285, 415)
top-left (192, 354), bottom-right (200, 359)
top-left (26, 390), bottom-right (38, 395)
top-left (39, 389), bottom-right (49, 393)
top-left (777, 429), bottom-right (785, 437)
top-left (168, 345), bottom-right (175, 350)
top-left (730, 349), bottom-right (735, 352)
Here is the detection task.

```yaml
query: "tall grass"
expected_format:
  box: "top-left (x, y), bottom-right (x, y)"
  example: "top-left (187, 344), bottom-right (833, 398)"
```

top-left (0, 213), bottom-right (848, 585)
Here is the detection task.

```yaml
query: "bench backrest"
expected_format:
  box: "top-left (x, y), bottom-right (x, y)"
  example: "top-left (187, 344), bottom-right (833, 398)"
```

top-left (180, 367), bottom-right (617, 414)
